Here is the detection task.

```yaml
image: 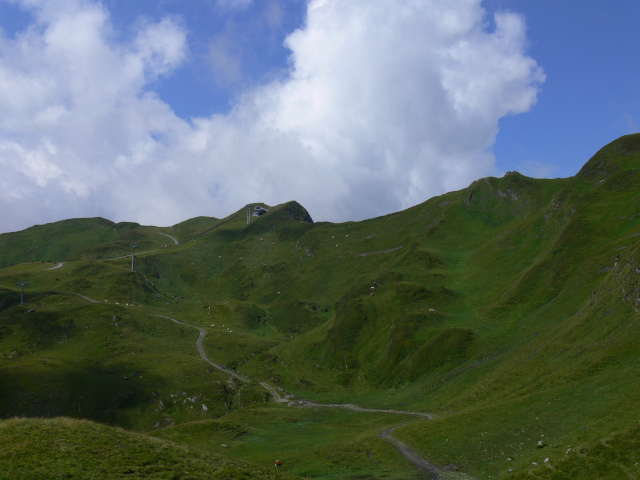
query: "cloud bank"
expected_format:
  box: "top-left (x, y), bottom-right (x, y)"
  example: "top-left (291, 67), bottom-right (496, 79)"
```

top-left (0, 0), bottom-right (544, 233)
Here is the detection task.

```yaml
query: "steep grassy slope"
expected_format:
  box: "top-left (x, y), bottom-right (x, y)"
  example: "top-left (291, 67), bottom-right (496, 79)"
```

top-left (235, 135), bottom-right (640, 478)
top-left (0, 134), bottom-right (639, 479)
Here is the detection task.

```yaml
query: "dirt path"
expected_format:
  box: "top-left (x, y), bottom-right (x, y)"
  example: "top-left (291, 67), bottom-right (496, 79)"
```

top-left (72, 292), bottom-right (99, 303)
top-left (45, 262), bottom-right (65, 270)
top-left (355, 246), bottom-right (404, 256)
top-left (300, 401), bottom-right (432, 418)
top-left (259, 381), bottom-right (297, 404)
top-left (261, 381), bottom-right (454, 477)
top-left (260, 381), bottom-right (431, 417)
top-left (380, 425), bottom-right (445, 479)
top-left (155, 314), bottom-right (250, 383)
top-left (106, 250), bottom-right (160, 261)
top-left (157, 232), bottom-right (179, 246)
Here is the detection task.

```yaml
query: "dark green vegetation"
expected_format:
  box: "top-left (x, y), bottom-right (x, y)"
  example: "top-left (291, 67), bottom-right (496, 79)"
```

top-left (1, 135), bottom-right (639, 479)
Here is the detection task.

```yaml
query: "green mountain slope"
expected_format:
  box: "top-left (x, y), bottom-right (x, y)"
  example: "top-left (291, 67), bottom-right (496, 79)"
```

top-left (0, 217), bottom-right (117, 267)
top-left (0, 134), bottom-right (639, 479)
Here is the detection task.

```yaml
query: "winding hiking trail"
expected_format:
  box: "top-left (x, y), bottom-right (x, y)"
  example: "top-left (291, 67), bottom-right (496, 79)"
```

top-left (155, 314), bottom-right (250, 383)
top-left (260, 381), bottom-right (452, 477)
top-left (149, 314), bottom-right (462, 478)
top-left (64, 295), bottom-right (459, 478)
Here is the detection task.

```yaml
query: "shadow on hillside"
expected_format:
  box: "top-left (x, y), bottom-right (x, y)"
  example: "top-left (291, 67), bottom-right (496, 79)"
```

top-left (0, 364), bottom-right (151, 428)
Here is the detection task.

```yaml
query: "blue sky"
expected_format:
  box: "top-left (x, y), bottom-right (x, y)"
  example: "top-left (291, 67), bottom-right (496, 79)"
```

top-left (485, 0), bottom-right (640, 178)
top-left (0, 0), bottom-right (638, 233)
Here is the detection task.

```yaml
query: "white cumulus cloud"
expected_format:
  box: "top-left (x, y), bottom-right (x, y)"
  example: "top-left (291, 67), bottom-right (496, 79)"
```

top-left (0, 0), bottom-right (543, 233)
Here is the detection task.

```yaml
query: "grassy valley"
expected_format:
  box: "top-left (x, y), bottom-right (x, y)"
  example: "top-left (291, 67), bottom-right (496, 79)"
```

top-left (0, 134), bottom-right (639, 479)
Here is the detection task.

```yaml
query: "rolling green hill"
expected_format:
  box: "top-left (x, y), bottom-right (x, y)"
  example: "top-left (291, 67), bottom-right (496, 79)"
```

top-left (0, 134), bottom-right (639, 479)
top-left (0, 416), bottom-right (299, 480)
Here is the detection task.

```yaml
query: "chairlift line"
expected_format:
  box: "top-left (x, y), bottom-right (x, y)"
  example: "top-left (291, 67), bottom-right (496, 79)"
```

top-left (130, 243), bottom-right (138, 271)
top-left (17, 280), bottom-right (28, 306)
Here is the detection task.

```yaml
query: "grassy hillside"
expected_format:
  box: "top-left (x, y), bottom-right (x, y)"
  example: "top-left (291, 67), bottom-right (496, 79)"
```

top-left (0, 217), bottom-right (117, 267)
top-left (0, 217), bottom-right (195, 267)
top-left (0, 134), bottom-right (639, 479)
top-left (0, 417), bottom-right (300, 480)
